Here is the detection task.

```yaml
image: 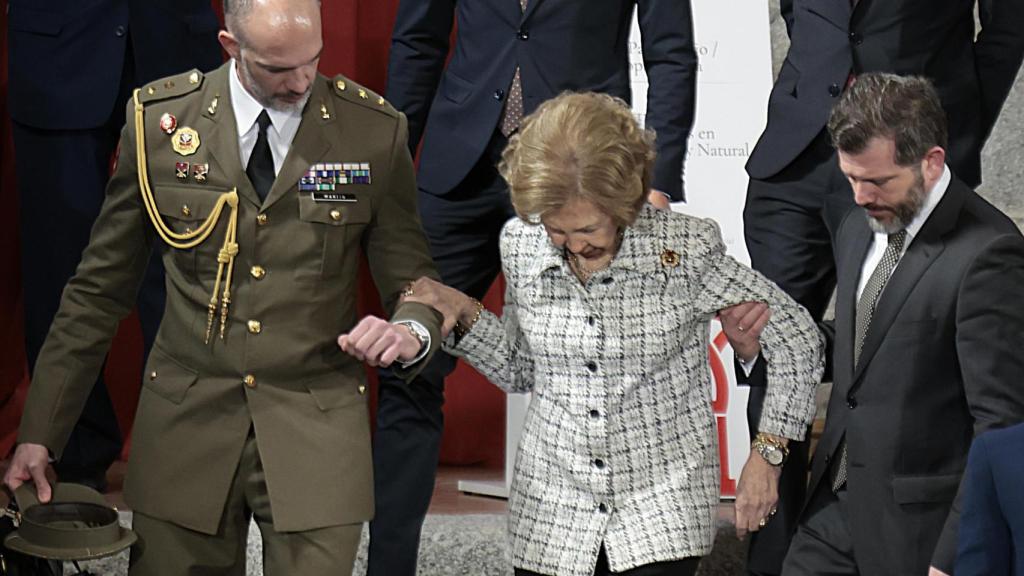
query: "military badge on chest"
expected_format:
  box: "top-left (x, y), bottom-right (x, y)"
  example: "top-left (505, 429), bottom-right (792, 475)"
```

top-left (158, 113), bottom-right (211, 184)
top-left (171, 127), bottom-right (201, 156)
top-left (299, 162), bottom-right (372, 192)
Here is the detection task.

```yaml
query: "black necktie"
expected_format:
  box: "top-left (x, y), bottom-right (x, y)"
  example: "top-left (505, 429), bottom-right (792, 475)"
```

top-left (246, 110), bottom-right (275, 202)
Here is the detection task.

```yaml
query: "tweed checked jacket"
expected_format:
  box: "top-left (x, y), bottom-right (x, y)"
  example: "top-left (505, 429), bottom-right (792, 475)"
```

top-left (450, 205), bottom-right (824, 576)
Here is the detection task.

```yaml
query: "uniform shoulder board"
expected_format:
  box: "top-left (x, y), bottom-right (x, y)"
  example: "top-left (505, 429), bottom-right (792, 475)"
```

top-left (138, 69), bottom-right (205, 104)
top-left (331, 75), bottom-right (398, 117)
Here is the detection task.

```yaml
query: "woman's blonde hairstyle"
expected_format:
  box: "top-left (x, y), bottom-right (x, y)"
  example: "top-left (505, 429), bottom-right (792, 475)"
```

top-left (499, 92), bottom-right (656, 228)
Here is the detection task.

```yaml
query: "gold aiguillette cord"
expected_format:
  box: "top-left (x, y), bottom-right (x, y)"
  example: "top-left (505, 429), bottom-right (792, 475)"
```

top-left (133, 89), bottom-right (240, 343)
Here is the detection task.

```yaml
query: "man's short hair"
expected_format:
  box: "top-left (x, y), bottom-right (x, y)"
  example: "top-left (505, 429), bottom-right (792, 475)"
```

top-left (828, 73), bottom-right (948, 166)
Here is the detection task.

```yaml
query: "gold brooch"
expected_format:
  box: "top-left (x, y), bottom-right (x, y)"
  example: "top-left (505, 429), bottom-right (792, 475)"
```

top-left (660, 249), bottom-right (680, 268)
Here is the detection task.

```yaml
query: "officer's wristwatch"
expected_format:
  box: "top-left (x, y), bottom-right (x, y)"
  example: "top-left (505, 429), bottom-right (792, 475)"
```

top-left (752, 433), bottom-right (789, 467)
top-left (401, 322), bottom-right (430, 351)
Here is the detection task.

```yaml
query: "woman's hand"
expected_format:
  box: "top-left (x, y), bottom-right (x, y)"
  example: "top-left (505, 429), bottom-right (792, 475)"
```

top-left (402, 277), bottom-right (480, 338)
top-left (734, 447), bottom-right (782, 539)
top-left (719, 301), bottom-right (770, 362)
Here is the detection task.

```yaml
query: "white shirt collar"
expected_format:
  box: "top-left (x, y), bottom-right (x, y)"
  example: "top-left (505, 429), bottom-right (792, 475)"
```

top-left (903, 163), bottom-right (950, 243)
top-left (228, 59), bottom-right (304, 144)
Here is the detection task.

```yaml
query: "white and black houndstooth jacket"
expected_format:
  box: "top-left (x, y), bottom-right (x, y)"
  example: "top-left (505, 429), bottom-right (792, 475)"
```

top-left (449, 205), bottom-right (824, 576)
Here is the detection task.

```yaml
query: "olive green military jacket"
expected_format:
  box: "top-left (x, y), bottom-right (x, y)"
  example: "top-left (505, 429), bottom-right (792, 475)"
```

top-left (18, 62), bottom-right (442, 534)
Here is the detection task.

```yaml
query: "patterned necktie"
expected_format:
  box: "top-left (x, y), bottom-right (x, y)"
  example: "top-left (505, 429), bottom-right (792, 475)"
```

top-left (499, 0), bottom-right (528, 136)
top-left (832, 229), bottom-right (907, 492)
top-left (246, 110), bottom-right (275, 202)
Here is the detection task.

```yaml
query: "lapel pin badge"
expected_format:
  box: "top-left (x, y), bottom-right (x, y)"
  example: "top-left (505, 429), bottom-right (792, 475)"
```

top-left (661, 249), bottom-right (680, 268)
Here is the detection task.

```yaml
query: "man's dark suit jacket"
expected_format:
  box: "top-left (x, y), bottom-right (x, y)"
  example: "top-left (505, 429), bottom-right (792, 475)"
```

top-left (812, 177), bottom-right (1024, 574)
top-left (747, 0), bottom-right (1024, 187)
top-left (386, 0), bottom-right (696, 201)
top-left (7, 0), bottom-right (222, 130)
top-left (957, 423), bottom-right (1024, 576)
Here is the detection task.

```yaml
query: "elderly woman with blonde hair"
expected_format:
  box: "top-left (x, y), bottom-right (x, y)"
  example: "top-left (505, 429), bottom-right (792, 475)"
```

top-left (342, 92), bottom-right (823, 576)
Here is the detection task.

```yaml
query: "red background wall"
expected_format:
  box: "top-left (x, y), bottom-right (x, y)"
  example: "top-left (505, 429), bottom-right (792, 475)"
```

top-left (0, 0), bottom-right (506, 468)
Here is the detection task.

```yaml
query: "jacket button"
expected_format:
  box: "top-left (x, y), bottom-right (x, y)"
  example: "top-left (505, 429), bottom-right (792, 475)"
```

top-left (329, 209), bottom-right (342, 221)
top-left (494, 89), bottom-right (505, 101)
top-left (257, 213), bottom-right (269, 226)
top-left (589, 409), bottom-right (600, 418)
top-left (115, 25), bottom-right (126, 37)
top-left (829, 83), bottom-right (841, 97)
top-left (181, 204), bottom-right (192, 217)
top-left (244, 374), bottom-right (257, 388)
top-left (358, 385), bottom-right (367, 395)
top-left (149, 371), bottom-right (158, 381)
top-left (601, 277), bottom-right (613, 285)
top-left (250, 265), bottom-right (266, 280)
top-left (598, 503), bottom-right (609, 513)
top-left (849, 31), bottom-right (862, 45)
top-left (846, 395), bottom-right (857, 409)
top-left (586, 361), bottom-right (597, 373)
top-left (587, 316), bottom-right (595, 326)
top-left (247, 320), bottom-right (262, 334)
top-left (517, 28), bottom-right (530, 40)
top-left (594, 458), bottom-right (605, 469)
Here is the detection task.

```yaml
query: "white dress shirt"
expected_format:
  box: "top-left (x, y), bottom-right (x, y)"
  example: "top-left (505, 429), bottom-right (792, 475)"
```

top-left (856, 165), bottom-right (950, 299)
top-left (229, 60), bottom-right (304, 176)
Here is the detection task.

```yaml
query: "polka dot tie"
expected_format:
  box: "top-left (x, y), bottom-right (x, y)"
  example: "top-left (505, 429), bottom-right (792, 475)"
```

top-left (832, 229), bottom-right (907, 492)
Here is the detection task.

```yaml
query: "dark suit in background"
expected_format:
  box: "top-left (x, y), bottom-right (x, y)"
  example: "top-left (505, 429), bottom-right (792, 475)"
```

top-left (376, 1), bottom-right (697, 572)
top-left (7, 0), bottom-right (222, 486)
top-left (957, 422), bottom-right (1024, 576)
top-left (740, 2), bottom-right (1024, 572)
top-left (786, 176), bottom-right (1024, 575)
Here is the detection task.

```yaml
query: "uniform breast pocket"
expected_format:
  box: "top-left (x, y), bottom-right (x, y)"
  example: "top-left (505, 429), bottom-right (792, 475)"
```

top-left (295, 194), bottom-right (372, 282)
top-left (152, 185), bottom-right (228, 280)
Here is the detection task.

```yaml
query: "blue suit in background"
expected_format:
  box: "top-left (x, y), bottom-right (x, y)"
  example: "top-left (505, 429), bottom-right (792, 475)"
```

top-left (957, 423), bottom-right (1024, 576)
top-left (7, 0), bottom-right (222, 487)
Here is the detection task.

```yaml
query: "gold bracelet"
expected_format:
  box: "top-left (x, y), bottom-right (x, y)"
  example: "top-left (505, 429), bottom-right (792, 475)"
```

top-left (454, 298), bottom-right (485, 338)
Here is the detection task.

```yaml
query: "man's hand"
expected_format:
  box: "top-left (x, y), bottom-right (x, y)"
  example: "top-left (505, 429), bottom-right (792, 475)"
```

top-left (338, 316), bottom-right (422, 367)
top-left (647, 189), bottom-right (672, 211)
top-left (734, 447), bottom-right (782, 539)
top-left (3, 443), bottom-right (53, 503)
top-left (928, 568), bottom-right (950, 576)
top-left (720, 301), bottom-right (770, 362)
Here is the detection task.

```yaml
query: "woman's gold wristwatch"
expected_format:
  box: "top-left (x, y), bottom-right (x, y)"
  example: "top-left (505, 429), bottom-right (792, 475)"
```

top-left (752, 433), bottom-right (789, 467)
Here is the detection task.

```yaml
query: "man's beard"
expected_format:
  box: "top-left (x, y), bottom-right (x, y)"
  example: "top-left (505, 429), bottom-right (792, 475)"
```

top-left (239, 58), bottom-right (311, 114)
top-left (865, 169), bottom-right (929, 234)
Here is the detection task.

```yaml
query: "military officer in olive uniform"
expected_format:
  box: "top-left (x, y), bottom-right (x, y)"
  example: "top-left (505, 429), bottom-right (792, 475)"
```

top-left (3, 0), bottom-right (442, 574)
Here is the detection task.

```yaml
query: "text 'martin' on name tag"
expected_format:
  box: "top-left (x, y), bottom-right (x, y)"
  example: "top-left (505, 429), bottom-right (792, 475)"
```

top-left (312, 192), bottom-right (358, 203)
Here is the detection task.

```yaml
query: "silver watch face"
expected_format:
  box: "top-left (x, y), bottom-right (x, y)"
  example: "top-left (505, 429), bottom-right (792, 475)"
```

top-left (766, 448), bottom-right (784, 466)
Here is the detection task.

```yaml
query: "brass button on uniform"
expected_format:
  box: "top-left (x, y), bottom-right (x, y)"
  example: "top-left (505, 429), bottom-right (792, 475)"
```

top-left (250, 265), bottom-right (266, 280)
top-left (150, 371), bottom-right (158, 381)
top-left (243, 374), bottom-right (256, 388)
top-left (257, 213), bottom-right (268, 226)
top-left (247, 320), bottom-right (262, 334)
top-left (329, 209), bottom-right (342, 221)
top-left (181, 205), bottom-right (192, 217)
top-left (358, 385), bottom-right (367, 395)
